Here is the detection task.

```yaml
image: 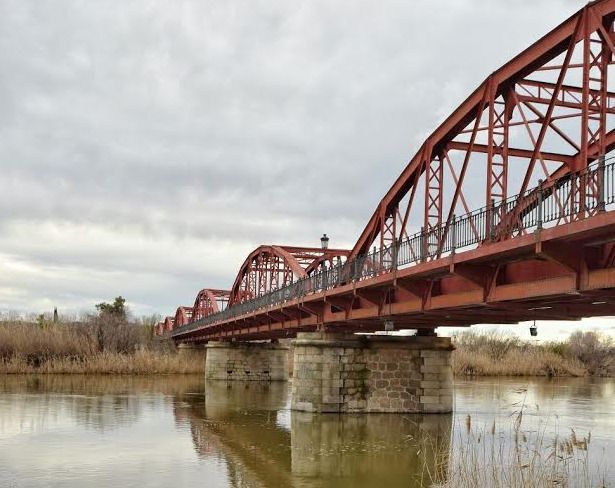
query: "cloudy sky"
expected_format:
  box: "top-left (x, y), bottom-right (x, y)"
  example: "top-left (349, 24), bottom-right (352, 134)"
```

top-left (2, 0), bottom-right (611, 337)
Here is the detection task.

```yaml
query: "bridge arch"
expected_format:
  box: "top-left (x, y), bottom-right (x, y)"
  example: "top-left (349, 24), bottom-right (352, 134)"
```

top-left (229, 245), bottom-right (349, 305)
top-left (350, 0), bottom-right (615, 261)
top-left (174, 306), bottom-right (193, 328)
top-left (163, 316), bottom-right (175, 332)
top-left (192, 289), bottom-right (230, 321)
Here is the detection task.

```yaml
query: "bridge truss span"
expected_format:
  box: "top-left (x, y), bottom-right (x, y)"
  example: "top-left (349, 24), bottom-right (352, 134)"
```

top-left (229, 245), bottom-right (350, 305)
top-left (193, 289), bottom-right (230, 321)
top-left (352, 0), bottom-right (615, 260)
top-left (167, 1), bottom-right (615, 343)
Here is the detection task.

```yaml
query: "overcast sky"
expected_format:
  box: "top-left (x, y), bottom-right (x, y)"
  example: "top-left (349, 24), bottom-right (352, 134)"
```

top-left (2, 0), bottom-right (611, 338)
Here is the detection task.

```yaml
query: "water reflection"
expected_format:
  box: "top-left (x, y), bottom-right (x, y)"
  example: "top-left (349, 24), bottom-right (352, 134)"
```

top-left (177, 381), bottom-right (451, 488)
top-left (0, 375), bottom-right (613, 487)
top-left (174, 382), bottom-right (293, 488)
top-left (0, 374), bottom-right (203, 435)
top-left (290, 413), bottom-right (450, 488)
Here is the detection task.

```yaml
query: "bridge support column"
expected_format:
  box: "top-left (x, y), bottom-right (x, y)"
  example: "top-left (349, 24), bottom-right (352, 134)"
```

top-left (177, 342), bottom-right (207, 358)
top-left (205, 341), bottom-right (289, 381)
top-left (177, 343), bottom-right (207, 371)
top-left (291, 332), bottom-right (454, 413)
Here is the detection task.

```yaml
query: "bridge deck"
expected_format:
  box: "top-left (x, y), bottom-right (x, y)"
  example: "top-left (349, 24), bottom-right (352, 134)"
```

top-left (174, 208), bottom-right (615, 343)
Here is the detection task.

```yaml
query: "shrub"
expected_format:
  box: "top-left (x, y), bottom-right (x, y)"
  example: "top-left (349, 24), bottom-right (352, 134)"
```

top-left (566, 331), bottom-right (614, 376)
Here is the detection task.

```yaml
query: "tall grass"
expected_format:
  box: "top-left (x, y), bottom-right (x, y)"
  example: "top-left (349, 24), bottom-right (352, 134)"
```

top-left (452, 331), bottom-right (614, 377)
top-left (0, 318), bottom-right (204, 374)
top-left (431, 414), bottom-right (610, 487)
top-left (425, 385), bottom-right (611, 487)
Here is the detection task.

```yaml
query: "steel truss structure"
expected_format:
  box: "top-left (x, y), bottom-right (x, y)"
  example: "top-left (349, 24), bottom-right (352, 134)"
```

top-left (193, 289), bottom-right (230, 321)
top-left (229, 245), bottom-right (350, 305)
top-left (353, 0), bottom-right (615, 258)
top-left (174, 306), bottom-right (193, 328)
top-left (160, 1), bottom-right (615, 342)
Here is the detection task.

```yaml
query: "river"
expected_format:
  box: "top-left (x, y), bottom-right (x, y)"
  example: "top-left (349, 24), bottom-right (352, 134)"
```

top-left (0, 375), bottom-right (613, 487)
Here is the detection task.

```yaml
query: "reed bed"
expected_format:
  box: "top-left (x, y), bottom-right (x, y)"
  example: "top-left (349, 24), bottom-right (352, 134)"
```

top-left (453, 347), bottom-right (587, 377)
top-left (452, 330), bottom-right (615, 377)
top-left (0, 350), bottom-right (203, 374)
top-left (0, 319), bottom-right (204, 374)
top-left (430, 412), bottom-right (610, 488)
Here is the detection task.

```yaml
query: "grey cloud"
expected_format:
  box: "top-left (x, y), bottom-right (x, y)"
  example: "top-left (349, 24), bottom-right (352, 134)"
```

top-left (0, 0), bottom-right (589, 315)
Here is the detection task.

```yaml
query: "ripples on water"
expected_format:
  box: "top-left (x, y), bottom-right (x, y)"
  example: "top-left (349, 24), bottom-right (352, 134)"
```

top-left (0, 375), bottom-right (613, 487)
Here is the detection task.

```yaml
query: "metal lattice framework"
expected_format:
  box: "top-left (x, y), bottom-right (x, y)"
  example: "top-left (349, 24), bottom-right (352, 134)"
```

top-left (192, 289), bottom-right (230, 321)
top-left (163, 316), bottom-right (175, 333)
top-left (165, 1), bottom-right (615, 343)
top-left (174, 306), bottom-right (193, 328)
top-left (351, 1), bottom-right (615, 261)
top-left (229, 245), bottom-right (349, 305)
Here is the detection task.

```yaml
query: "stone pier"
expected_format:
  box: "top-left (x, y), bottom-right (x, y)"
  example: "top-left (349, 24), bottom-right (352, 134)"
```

top-left (205, 341), bottom-right (289, 381)
top-left (177, 342), bottom-right (207, 358)
top-left (177, 342), bottom-right (207, 364)
top-left (291, 332), bottom-right (454, 413)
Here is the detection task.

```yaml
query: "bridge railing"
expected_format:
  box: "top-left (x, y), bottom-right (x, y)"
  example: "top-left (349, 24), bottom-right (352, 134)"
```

top-left (173, 155), bottom-right (615, 337)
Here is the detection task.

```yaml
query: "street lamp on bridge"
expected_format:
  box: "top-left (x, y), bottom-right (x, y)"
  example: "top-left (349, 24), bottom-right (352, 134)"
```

top-left (320, 233), bottom-right (329, 250)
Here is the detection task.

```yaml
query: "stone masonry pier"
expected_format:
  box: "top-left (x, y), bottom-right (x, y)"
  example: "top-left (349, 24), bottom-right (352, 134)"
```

top-left (291, 332), bottom-right (454, 413)
top-left (205, 341), bottom-right (289, 381)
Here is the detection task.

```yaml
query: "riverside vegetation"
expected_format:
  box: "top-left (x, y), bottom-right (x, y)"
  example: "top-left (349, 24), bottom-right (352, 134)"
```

top-left (0, 297), bottom-right (203, 374)
top-left (452, 330), bottom-right (615, 377)
top-left (429, 405), bottom-right (609, 488)
top-left (1, 296), bottom-right (613, 376)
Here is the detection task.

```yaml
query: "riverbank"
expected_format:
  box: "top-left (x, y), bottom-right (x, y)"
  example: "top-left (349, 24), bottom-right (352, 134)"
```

top-left (0, 319), bottom-right (203, 374)
top-left (452, 330), bottom-right (614, 377)
top-left (2, 319), bottom-right (613, 376)
top-left (0, 350), bottom-right (203, 374)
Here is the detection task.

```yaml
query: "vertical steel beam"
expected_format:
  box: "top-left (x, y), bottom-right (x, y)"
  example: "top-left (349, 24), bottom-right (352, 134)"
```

top-left (423, 145), bottom-right (441, 258)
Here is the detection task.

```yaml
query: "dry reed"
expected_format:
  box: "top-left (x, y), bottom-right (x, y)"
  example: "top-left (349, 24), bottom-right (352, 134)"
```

top-left (0, 319), bottom-right (204, 374)
top-left (426, 407), bottom-right (610, 487)
top-left (452, 330), bottom-right (614, 377)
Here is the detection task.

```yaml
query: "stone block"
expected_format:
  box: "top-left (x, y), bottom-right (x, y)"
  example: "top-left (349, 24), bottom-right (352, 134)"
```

top-left (420, 350), bottom-right (442, 358)
top-left (322, 394), bottom-right (342, 404)
top-left (420, 364), bottom-right (441, 374)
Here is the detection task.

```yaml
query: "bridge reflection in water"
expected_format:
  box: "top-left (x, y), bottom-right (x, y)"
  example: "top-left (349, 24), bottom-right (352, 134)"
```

top-left (173, 381), bottom-right (451, 488)
top-left (2, 375), bottom-right (613, 486)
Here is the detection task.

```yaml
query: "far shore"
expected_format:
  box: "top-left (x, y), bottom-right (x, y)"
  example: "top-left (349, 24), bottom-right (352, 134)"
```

top-left (1, 319), bottom-right (613, 377)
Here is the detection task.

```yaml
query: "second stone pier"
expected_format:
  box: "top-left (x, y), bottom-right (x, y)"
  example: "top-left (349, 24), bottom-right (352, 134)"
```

top-left (205, 341), bottom-right (289, 381)
top-left (291, 332), bottom-right (454, 413)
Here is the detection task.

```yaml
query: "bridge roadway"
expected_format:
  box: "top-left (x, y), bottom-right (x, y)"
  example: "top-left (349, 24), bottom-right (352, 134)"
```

top-left (166, 0), bottom-right (615, 345)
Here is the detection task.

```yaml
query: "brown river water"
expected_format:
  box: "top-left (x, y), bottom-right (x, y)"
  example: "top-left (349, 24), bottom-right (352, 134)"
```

top-left (0, 375), bottom-right (613, 487)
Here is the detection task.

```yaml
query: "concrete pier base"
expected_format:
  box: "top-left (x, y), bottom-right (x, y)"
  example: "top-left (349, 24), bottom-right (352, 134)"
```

top-left (205, 341), bottom-right (289, 381)
top-left (291, 332), bottom-right (454, 413)
top-left (177, 342), bottom-right (207, 358)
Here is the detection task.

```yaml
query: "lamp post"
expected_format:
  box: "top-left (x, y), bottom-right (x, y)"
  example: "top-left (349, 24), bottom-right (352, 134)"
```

top-left (319, 234), bottom-right (330, 291)
top-left (320, 233), bottom-right (329, 250)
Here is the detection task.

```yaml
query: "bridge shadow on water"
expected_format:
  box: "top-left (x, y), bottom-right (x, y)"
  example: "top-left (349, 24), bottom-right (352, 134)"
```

top-left (173, 380), bottom-right (452, 488)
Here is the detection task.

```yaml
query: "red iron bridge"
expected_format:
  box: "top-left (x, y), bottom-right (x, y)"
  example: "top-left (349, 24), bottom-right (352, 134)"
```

top-left (159, 1), bottom-right (615, 344)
